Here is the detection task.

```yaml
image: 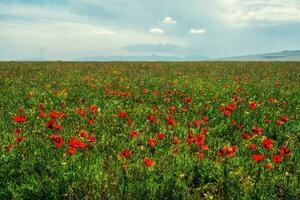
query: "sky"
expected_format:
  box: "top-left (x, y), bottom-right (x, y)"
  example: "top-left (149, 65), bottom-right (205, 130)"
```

top-left (0, 0), bottom-right (300, 60)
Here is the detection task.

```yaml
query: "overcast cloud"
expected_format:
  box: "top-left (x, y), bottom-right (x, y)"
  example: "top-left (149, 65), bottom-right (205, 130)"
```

top-left (0, 0), bottom-right (300, 60)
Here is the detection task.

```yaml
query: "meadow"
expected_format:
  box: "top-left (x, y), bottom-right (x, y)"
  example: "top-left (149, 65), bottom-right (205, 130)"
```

top-left (0, 61), bottom-right (299, 199)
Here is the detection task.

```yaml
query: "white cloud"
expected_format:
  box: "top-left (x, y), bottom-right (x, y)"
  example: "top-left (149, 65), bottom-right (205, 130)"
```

top-left (190, 28), bottom-right (206, 34)
top-left (0, 3), bottom-right (182, 60)
top-left (222, 0), bottom-right (300, 26)
top-left (90, 29), bottom-right (116, 35)
top-left (0, 20), bottom-right (176, 60)
top-left (149, 27), bottom-right (164, 34)
top-left (163, 16), bottom-right (177, 24)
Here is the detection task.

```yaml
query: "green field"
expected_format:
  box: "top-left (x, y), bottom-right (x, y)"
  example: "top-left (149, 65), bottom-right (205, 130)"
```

top-left (0, 62), bottom-right (300, 199)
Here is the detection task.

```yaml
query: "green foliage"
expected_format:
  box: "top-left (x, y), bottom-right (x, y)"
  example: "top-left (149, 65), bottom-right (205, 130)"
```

top-left (0, 61), bottom-right (299, 199)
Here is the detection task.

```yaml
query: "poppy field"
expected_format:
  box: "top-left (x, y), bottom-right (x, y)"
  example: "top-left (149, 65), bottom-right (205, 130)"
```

top-left (0, 61), bottom-right (299, 199)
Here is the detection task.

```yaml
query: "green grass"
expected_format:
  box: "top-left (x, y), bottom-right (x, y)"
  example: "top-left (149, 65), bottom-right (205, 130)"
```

top-left (0, 61), bottom-right (299, 199)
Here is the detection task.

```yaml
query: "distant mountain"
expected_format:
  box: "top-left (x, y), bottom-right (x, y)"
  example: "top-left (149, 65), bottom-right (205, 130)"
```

top-left (6, 50), bottom-right (300, 62)
top-left (184, 55), bottom-right (209, 61)
top-left (73, 54), bottom-right (209, 61)
top-left (15, 57), bottom-right (48, 61)
top-left (219, 50), bottom-right (300, 61)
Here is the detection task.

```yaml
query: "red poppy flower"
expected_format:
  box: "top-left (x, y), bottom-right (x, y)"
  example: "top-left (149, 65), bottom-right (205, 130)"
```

top-left (144, 157), bottom-right (154, 167)
top-left (276, 120), bottom-right (283, 125)
top-left (169, 106), bottom-right (176, 112)
top-left (250, 143), bottom-right (256, 150)
top-left (80, 130), bottom-right (87, 138)
top-left (252, 154), bottom-right (264, 162)
top-left (279, 145), bottom-right (291, 156)
top-left (148, 138), bottom-right (156, 147)
top-left (54, 124), bottom-right (63, 131)
top-left (186, 138), bottom-right (193, 144)
top-left (127, 119), bottom-right (134, 126)
top-left (263, 138), bottom-right (273, 149)
top-left (197, 134), bottom-right (205, 141)
top-left (281, 116), bottom-right (289, 122)
top-left (187, 133), bottom-right (194, 139)
top-left (50, 134), bottom-right (64, 147)
top-left (195, 137), bottom-right (204, 146)
top-left (47, 120), bottom-right (56, 129)
top-left (198, 152), bottom-right (205, 160)
top-left (15, 129), bottom-right (22, 135)
top-left (231, 120), bottom-right (236, 126)
top-left (123, 91), bottom-right (130, 96)
top-left (78, 108), bottom-right (86, 117)
top-left (167, 115), bottom-right (176, 126)
top-left (242, 133), bottom-right (250, 140)
top-left (54, 137), bottom-right (64, 148)
top-left (49, 110), bottom-right (64, 119)
top-left (186, 133), bottom-right (194, 144)
top-left (252, 126), bottom-right (263, 135)
top-left (249, 102), bottom-right (256, 110)
top-left (69, 137), bottom-right (87, 148)
top-left (201, 144), bottom-right (208, 151)
top-left (68, 147), bottom-right (76, 155)
top-left (16, 136), bottom-right (25, 142)
top-left (147, 114), bottom-right (157, 123)
top-left (217, 147), bottom-right (226, 157)
top-left (226, 146), bottom-right (237, 157)
top-left (88, 135), bottom-right (96, 142)
top-left (263, 118), bottom-right (270, 123)
top-left (165, 89), bottom-right (171, 95)
top-left (39, 111), bottom-right (46, 118)
top-left (223, 111), bottom-right (231, 117)
top-left (118, 112), bottom-right (128, 118)
top-left (272, 154), bottom-right (283, 163)
top-left (14, 116), bottom-right (26, 123)
top-left (226, 103), bottom-right (236, 111)
top-left (219, 106), bottom-right (225, 111)
top-left (183, 96), bottom-right (192, 104)
top-left (157, 133), bottom-right (165, 140)
top-left (193, 120), bottom-right (201, 127)
top-left (217, 146), bottom-right (236, 157)
top-left (90, 105), bottom-right (99, 113)
top-left (201, 128), bottom-right (208, 134)
top-left (87, 119), bottom-right (94, 125)
top-left (123, 148), bottom-right (131, 158)
top-left (130, 131), bottom-right (138, 138)
top-left (201, 116), bottom-right (209, 122)
top-left (50, 134), bottom-right (59, 140)
top-left (16, 136), bottom-right (25, 145)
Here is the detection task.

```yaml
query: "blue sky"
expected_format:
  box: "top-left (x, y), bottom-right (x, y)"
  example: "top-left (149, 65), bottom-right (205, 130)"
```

top-left (1, 0), bottom-right (300, 60)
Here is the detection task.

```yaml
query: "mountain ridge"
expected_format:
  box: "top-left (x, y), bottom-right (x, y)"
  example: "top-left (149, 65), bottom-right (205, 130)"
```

top-left (3, 50), bottom-right (300, 61)
top-left (218, 50), bottom-right (300, 61)
top-left (73, 54), bottom-right (209, 61)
